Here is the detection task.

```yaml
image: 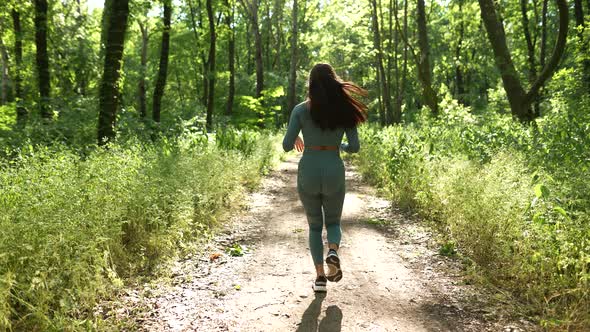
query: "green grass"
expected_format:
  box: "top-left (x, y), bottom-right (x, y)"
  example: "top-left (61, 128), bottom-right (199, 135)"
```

top-left (0, 128), bottom-right (282, 331)
top-left (353, 94), bottom-right (590, 330)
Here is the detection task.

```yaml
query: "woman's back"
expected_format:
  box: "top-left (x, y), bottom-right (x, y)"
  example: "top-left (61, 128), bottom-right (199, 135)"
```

top-left (282, 102), bottom-right (359, 154)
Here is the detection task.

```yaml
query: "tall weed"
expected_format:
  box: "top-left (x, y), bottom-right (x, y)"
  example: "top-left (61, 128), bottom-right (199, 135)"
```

top-left (0, 129), bottom-right (281, 330)
top-left (355, 95), bottom-right (590, 329)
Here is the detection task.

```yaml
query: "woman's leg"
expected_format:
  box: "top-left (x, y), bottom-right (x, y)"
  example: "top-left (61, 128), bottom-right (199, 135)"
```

top-left (323, 186), bottom-right (345, 250)
top-left (298, 189), bottom-right (325, 275)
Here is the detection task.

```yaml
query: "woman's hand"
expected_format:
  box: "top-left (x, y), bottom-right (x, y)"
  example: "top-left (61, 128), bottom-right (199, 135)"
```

top-left (294, 136), bottom-right (305, 152)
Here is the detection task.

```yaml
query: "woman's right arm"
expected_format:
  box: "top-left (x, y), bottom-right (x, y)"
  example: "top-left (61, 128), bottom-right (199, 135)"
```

top-left (341, 126), bottom-right (360, 153)
top-left (282, 107), bottom-right (301, 152)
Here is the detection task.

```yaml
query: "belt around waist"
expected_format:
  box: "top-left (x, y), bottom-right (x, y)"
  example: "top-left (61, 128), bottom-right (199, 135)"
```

top-left (306, 145), bottom-right (339, 151)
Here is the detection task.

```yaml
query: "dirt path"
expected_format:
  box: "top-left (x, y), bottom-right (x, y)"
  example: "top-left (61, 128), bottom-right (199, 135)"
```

top-left (111, 156), bottom-right (538, 331)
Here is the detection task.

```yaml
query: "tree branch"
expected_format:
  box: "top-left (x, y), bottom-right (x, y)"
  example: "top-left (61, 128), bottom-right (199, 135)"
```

top-left (523, 0), bottom-right (568, 106)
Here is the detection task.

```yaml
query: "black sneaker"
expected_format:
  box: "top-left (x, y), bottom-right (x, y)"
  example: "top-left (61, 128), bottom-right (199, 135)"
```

top-left (313, 275), bottom-right (327, 292)
top-left (326, 249), bottom-right (342, 282)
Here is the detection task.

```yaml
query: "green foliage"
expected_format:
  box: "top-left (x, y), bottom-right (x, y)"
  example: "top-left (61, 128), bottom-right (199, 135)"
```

top-left (226, 243), bottom-right (245, 257)
top-left (355, 93), bottom-right (590, 329)
top-left (438, 241), bottom-right (456, 257)
top-left (0, 105), bottom-right (16, 131)
top-left (235, 86), bottom-right (285, 128)
top-left (0, 129), bottom-right (281, 330)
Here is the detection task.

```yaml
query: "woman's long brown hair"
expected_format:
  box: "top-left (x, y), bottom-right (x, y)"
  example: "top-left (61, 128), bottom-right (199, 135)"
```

top-left (307, 63), bottom-right (368, 130)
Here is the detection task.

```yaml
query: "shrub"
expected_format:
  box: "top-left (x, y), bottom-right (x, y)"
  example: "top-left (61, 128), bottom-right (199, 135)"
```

top-left (355, 95), bottom-right (590, 329)
top-left (0, 129), bottom-right (281, 330)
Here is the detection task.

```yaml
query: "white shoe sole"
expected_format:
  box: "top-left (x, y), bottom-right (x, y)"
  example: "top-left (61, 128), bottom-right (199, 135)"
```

top-left (313, 284), bottom-right (327, 292)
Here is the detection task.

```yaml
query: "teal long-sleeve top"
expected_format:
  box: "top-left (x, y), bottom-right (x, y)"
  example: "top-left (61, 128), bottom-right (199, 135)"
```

top-left (282, 102), bottom-right (360, 153)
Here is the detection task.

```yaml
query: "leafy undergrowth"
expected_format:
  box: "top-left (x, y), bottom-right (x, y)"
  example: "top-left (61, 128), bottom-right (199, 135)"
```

top-left (353, 92), bottom-right (590, 330)
top-left (0, 127), bottom-right (282, 331)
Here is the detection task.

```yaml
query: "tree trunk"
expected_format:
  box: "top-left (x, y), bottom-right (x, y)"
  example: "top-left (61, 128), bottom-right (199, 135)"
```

top-left (100, 0), bottom-right (113, 53)
top-left (392, 0), bottom-right (401, 121)
top-left (138, 20), bottom-right (149, 119)
top-left (394, 0), bottom-right (408, 119)
top-left (240, 0), bottom-right (264, 98)
top-left (239, 0), bottom-right (264, 128)
top-left (76, 0), bottom-right (88, 96)
top-left (416, 0), bottom-right (438, 114)
top-left (225, 0), bottom-right (235, 116)
top-left (540, 0), bottom-right (548, 68)
top-left (187, 0), bottom-right (203, 103)
top-left (0, 37), bottom-right (9, 105)
top-left (387, 0), bottom-right (394, 90)
top-left (394, 0), bottom-right (408, 122)
top-left (371, 0), bottom-right (394, 124)
top-left (205, 0), bottom-right (216, 131)
top-left (252, 1), bottom-right (264, 98)
top-left (536, 0), bottom-right (549, 117)
top-left (574, 0), bottom-right (584, 38)
top-left (175, 70), bottom-right (185, 106)
top-left (455, 2), bottom-right (465, 105)
top-left (478, 0), bottom-right (568, 122)
top-left (152, 0), bottom-right (172, 125)
top-left (12, 9), bottom-right (26, 126)
top-left (286, 0), bottom-right (298, 120)
top-left (97, 0), bottom-right (130, 144)
top-left (198, 0), bottom-right (209, 106)
top-left (574, 0), bottom-right (590, 91)
top-left (264, 1), bottom-right (271, 71)
top-left (187, 0), bottom-right (208, 106)
top-left (376, 69), bottom-right (386, 126)
top-left (520, 0), bottom-right (538, 114)
top-left (246, 20), bottom-right (252, 74)
top-left (34, 0), bottom-right (51, 119)
top-left (272, 0), bottom-right (284, 71)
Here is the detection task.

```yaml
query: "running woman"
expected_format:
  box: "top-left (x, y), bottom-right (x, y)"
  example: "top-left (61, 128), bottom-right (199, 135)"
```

top-left (282, 63), bottom-right (368, 292)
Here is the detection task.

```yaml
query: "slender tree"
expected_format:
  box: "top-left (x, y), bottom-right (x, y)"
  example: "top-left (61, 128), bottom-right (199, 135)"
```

top-left (539, 0), bottom-right (548, 68)
top-left (225, 0), bottom-right (236, 116)
top-left (286, 0), bottom-right (299, 118)
top-left (272, 0), bottom-right (285, 71)
top-left (574, 0), bottom-right (584, 39)
top-left (12, 9), bottom-right (26, 126)
top-left (34, 0), bottom-right (51, 119)
top-left (152, 0), bottom-right (172, 124)
top-left (370, 0), bottom-right (394, 124)
top-left (263, 0), bottom-right (272, 71)
top-left (0, 36), bottom-right (9, 105)
top-left (138, 20), bottom-right (149, 119)
top-left (573, 0), bottom-right (590, 89)
top-left (478, 0), bottom-right (568, 122)
top-left (392, 0), bottom-right (407, 123)
top-left (416, 0), bottom-right (438, 114)
top-left (97, 0), bottom-right (130, 144)
top-left (75, 0), bottom-right (88, 95)
top-left (186, 0), bottom-right (203, 104)
top-left (455, 1), bottom-right (466, 105)
top-left (205, 0), bottom-right (216, 131)
top-left (187, 0), bottom-right (208, 106)
top-left (376, 69), bottom-right (386, 125)
top-left (388, 0), bottom-right (395, 92)
top-left (401, 0), bottom-right (408, 110)
top-left (239, 0), bottom-right (264, 98)
top-left (520, 0), bottom-right (538, 114)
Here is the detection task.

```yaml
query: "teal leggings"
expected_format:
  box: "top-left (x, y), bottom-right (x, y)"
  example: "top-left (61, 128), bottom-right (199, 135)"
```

top-left (297, 152), bottom-right (345, 265)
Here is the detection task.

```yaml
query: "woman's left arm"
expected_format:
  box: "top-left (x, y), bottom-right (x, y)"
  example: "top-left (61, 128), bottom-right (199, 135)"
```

top-left (282, 108), bottom-right (302, 152)
top-left (341, 126), bottom-right (360, 153)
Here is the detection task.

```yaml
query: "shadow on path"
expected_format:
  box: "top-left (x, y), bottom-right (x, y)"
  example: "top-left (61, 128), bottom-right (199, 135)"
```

top-left (296, 293), bottom-right (342, 332)
top-left (319, 305), bottom-right (343, 331)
